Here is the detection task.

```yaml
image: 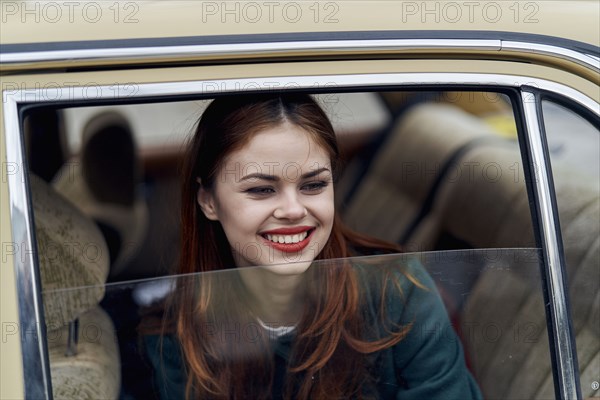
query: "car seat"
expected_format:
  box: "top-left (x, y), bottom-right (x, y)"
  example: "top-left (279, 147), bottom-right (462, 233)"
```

top-left (341, 102), bottom-right (535, 251)
top-left (30, 174), bottom-right (120, 399)
top-left (53, 111), bottom-right (148, 278)
top-left (340, 101), bottom-right (599, 398)
top-left (461, 169), bottom-right (599, 399)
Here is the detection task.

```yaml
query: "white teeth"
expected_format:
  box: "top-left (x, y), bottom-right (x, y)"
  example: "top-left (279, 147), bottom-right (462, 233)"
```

top-left (265, 231), bottom-right (309, 244)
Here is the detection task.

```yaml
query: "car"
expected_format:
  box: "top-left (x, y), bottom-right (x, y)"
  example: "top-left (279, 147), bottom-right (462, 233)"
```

top-left (1, 1), bottom-right (598, 399)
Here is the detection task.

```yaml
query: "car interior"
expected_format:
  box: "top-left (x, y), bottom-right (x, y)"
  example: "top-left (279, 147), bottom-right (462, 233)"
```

top-left (22, 89), bottom-right (599, 399)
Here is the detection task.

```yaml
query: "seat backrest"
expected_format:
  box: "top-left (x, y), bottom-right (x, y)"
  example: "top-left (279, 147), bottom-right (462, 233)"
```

top-left (341, 102), bottom-right (533, 251)
top-left (30, 174), bottom-right (121, 399)
top-left (339, 102), bottom-right (599, 398)
top-left (53, 111), bottom-right (148, 278)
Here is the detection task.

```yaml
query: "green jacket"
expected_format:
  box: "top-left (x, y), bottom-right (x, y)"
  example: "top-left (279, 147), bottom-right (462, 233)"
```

top-left (144, 260), bottom-right (482, 399)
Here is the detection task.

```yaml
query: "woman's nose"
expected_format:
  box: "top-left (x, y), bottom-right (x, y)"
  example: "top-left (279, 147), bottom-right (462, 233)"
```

top-left (273, 191), bottom-right (307, 220)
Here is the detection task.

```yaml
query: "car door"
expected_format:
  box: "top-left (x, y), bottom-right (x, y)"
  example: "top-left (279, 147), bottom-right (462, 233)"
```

top-left (1, 3), bottom-right (598, 398)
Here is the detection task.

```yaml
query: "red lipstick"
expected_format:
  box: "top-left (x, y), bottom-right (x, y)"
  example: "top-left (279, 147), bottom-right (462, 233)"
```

top-left (260, 226), bottom-right (314, 253)
top-left (260, 226), bottom-right (312, 235)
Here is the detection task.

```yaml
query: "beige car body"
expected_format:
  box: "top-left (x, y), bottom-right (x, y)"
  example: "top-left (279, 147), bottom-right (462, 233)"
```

top-left (1, 1), bottom-right (598, 398)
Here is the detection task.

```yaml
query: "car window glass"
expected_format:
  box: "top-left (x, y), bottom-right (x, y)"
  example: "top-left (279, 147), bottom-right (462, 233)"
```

top-left (541, 99), bottom-right (600, 398)
top-left (39, 250), bottom-right (550, 399)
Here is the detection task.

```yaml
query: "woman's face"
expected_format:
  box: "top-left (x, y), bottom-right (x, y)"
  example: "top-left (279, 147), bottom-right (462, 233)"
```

top-left (198, 121), bottom-right (335, 273)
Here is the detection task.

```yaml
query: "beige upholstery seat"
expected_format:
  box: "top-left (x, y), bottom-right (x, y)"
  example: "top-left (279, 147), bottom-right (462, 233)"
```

top-left (340, 102), bottom-right (599, 399)
top-left (461, 172), bottom-right (599, 399)
top-left (53, 111), bottom-right (148, 278)
top-left (31, 174), bottom-right (120, 399)
top-left (342, 102), bottom-right (534, 250)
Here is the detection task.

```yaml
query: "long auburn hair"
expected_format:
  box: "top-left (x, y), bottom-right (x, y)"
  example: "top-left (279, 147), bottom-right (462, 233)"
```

top-left (171, 93), bottom-right (414, 399)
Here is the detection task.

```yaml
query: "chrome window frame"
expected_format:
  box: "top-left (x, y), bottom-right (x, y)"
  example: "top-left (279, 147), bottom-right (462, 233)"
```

top-left (521, 90), bottom-right (584, 400)
top-left (4, 72), bottom-right (597, 400)
top-left (1, 38), bottom-right (598, 75)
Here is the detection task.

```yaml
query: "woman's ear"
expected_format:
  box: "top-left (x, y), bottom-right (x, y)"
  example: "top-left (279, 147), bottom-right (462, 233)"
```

top-left (197, 179), bottom-right (219, 221)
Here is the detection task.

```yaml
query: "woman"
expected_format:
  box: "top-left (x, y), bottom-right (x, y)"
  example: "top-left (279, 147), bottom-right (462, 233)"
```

top-left (144, 93), bottom-right (482, 399)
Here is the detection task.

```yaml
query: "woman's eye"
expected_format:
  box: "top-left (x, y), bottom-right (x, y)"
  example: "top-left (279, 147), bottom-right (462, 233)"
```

top-left (245, 187), bottom-right (275, 196)
top-left (301, 181), bottom-right (329, 192)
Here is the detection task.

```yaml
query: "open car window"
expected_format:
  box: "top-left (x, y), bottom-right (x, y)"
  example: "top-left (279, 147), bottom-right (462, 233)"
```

top-left (25, 90), bottom-right (535, 279)
top-left (58, 93), bottom-right (391, 155)
top-left (23, 89), bottom-right (559, 399)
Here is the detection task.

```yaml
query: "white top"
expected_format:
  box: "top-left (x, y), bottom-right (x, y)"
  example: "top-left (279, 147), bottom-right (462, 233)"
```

top-left (256, 317), bottom-right (296, 339)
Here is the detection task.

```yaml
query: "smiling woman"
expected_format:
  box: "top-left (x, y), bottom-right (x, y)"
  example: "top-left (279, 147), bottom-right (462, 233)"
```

top-left (141, 93), bottom-right (482, 399)
top-left (196, 119), bottom-right (335, 270)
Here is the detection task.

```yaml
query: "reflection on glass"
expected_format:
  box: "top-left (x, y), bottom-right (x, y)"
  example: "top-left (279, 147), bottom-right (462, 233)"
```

top-left (42, 249), bottom-right (554, 399)
top-left (542, 100), bottom-right (600, 398)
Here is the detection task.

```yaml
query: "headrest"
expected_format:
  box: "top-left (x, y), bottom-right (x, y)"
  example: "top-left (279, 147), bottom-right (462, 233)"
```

top-left (30, 174), bottom-right (109, 328)
top-left (80, 112), bottom-right (137, 206)
top-left (376, 103), bottom-right (497, 197)
top-left (53, 111), bottom-right (148, 277)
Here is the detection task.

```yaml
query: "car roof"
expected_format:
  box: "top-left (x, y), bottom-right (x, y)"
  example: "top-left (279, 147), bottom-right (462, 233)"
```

top-left (1, 1), bottom-right (598, 47)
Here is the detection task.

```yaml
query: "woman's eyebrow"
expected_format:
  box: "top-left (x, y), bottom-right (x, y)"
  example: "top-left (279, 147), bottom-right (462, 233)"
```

top-left (239, 173), bottom-right (278, 182)
top-left (239, 167), bottom-right (331, 182)
top-left (301, 167), bottom-right (331, 179)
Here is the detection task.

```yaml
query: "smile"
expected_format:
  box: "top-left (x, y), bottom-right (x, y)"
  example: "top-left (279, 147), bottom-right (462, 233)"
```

top-left (260, 227), bottom-right (315, 253)
top-left (265, 231), bottom-right (308, 244)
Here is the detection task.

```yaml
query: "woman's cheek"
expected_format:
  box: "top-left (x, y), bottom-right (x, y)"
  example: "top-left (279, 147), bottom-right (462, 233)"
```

top-left (315, 194), bottom-right (335, 221)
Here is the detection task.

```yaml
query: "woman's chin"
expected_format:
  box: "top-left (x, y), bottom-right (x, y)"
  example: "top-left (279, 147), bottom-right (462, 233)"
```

top-left (260, 260), bottom-right (313, 275)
